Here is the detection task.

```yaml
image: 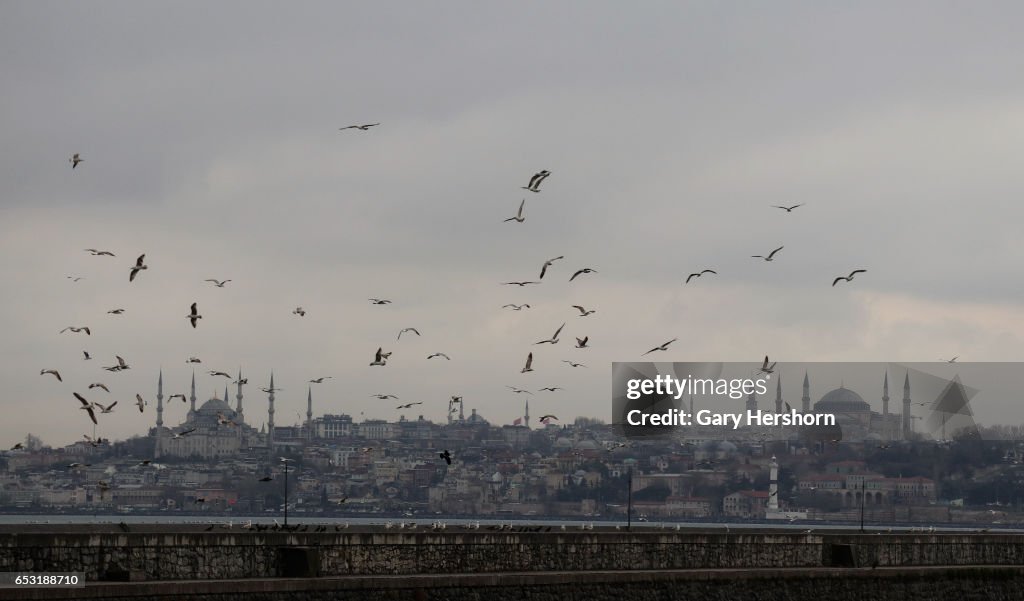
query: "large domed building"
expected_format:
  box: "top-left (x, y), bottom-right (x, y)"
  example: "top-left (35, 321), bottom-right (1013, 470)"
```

top-left (805, 373), bottom-right (905, 442)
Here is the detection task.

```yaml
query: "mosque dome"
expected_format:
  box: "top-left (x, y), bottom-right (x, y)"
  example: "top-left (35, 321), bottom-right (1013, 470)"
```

top-left (197, 397), bottom-right (234, 417)
top-left (814, 386), bottom-right (871, 413)
top-left (554, 437), bottom-right (574, 449)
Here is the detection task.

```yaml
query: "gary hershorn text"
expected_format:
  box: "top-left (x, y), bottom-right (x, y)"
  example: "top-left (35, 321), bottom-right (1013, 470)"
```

top-left (625, 408), bottom-right (836, 430)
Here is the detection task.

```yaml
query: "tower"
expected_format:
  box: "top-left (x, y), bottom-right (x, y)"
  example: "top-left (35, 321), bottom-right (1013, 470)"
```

top-left (306, 386), bottom-right (313, 442)
top-left (768, 455), bottom-right (779, 512)
top-left (524, 399), bottom-right (530, 428)
top-left (902, 372), bottom-right (912, 439)
top-left (267, 372), bottom-right (276, 458)
top-left (775, 376), bottom-right (783, 413)
top-left (189, 371), bottom-right (197, 416)
top-left (459, 398), bottom-right (465, 423)
top-left (746, 390), bottom-right (757, 412)
top-left (801, 371), bottom-right (810, 413)
top-left (689, 395), bottom-right (694, 417)
top-left (224, 385), bottom-right (229, 409)
top-left (235, 369), bottom-right (244, 424)
top-left (155, 370), bottom-right (164, 459)
top-left (882, 371), bottom-right (890, 416)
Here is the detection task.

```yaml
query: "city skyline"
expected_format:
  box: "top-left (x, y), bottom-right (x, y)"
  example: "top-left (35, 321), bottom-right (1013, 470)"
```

top-left (6, 2), bottom-right (1024, 445)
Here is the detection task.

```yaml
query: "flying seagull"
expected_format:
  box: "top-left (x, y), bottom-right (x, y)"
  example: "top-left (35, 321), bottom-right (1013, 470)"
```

top-left (187, 302), bottom-right (202, 328)
top-left (309, 377), bottom-right (333, 384)
top-left (427, 353), bottom-right (451, 360)
top-left (168, 394), bottom-right (186, 402)
top-left (562, 360), bottom-right (587, 368)
top-left (60, 326), bottom-right (90, 336)
top-left (397, 327), bottom-right (421, 340)
top-left (339, 123), bottom-right (380, 131)
top-left (535, 323), bottom-right (565, 345)
top-left (371, 394), bottom-right (398, 400)
top-left (759, 355), bottom-right (777, 375)
top-left (520, 352), bottom-right (534, 373)
top-left (504, 199), bottom-right (526, 223)
top-left (945, 356), bottom-right (959, 363)
top-left (539, 255), bottom-right (564, 279)
top-left (208, 371), bottom-right (231, 378)
top-left (205, 279), bottom-right (231, 287)
top-left (107, 309), bottom-right (125, 315)
top-left (507, 386), bottom-right (533, 394)
top-left (569, 268), bottom-right (597, 281)
top-left (233, 377), bottom-right (247, 385)
top-left (370, 347), bottom-right (387, 366)
top-left (369, 298), bottom-right (392, 305)
top-left (522, 170), bottom-right (551, 193)
top-left (135, 394), bottom-right (146, 413)
top-left (503, 281), bottom-right (538, 286)
top-left (187, 357), bottom-right (201, 364)
top-left (396, 402), bottom-right (423, 409)
top-left (752, 246), bottom-right (784, 262)
top-left (129, 254), bottom-right (147, 282)
top-left (74, 393), bottom-right (98, 425)
top-left (772, 204), bottom-right (804, 212)
top-left (572, 305), bottom-right (595, 316)
top-left (832, 269), bottom-right (867, 287)
top-left (685, 270), bottom-right (717, 284)
top-left (10, 443), bottom-right (24, 451)
top-left (82, 351), bottom-right (91, 361)
top-left (40, 369), bottom-right (62, 382)
top-left (539, 414), bottom-right (558, 422)
top-left (643, 338), bottom-right (678, 356)
top-left (70, 153), bottom-right (83, 169)
top-left (85, 249), bottom-right (114, 256)
top-left (88, 383), bottom-right (110, 393)
top-left (539, 387), bottom-right (563, 392)
top-left (94, 401), bottom-right (117, 414)
top-left (172, 428), bottom-right (196, 439)
top-left (575, 336), bottom-right (589, 348)
top-left (66, 276), bottom-right (84, 282)
top-left (439, 450), bottom-right (453, 465)
top-left (502, 304), bottom-right (530, 310)
top-left (293, 307), bottom-right (306, 317)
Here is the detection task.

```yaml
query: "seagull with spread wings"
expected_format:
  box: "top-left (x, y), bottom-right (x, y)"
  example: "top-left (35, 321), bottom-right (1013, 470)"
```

top-left (397, 327), bottom-right (420, 340)
top-left (503, 281), bottom-right (539, 287)
top-left (685, 270), bottom-right (717, 283)
top-left (643, 338), bottom-right (677, 356)
top-left (752, 246), bottom-right (784, 262)
top-left (40, 369), bottom-right (62, 382)
top-left (522, 170), bottom-right (551, 193)
top-left (572, 305), bottom-right (595, 316)
top-left (339, 123), bottom-right (380, 131)
top-left (427, 353), bottom-right (451, 360)
top-left (70, 153), bottom-right (84, 168)
top-left (205, 279), bottom-right (231, 287)
top-left (135, 394), bottom-right (146, 413)
top-left (74, 393), bottom-right (98, 425)
top-left (186, 303), bottom-right (202, 328)
top-left (129, 254), bottom-right (147, 282)
top-left (575, 336), bottom-right (589, 348)
top-left (309, 377), bottom-right (333, 384)
top-left (370, 347), bottom-right (387, 366)
top-left (369, 298), bottom-right (392, 305)
top-left (293, 307), bottom-right (306, 317)
top-left (539, 256), bottom-right (564, 279)
top-left (832, 269), bottom-right (866, 287)
top-left (520, 352), bottom-right (534, 373)
top-left (535, 323), bottom-right (565, 345)
top-left (504, 199), bottom-right (526, 223)
top-left (60, 326), bottom-right (90, 336)
top-left (502, 304), bottom-right (530, 310)
top-left (569, 268), bottom-right (597, 281)
top-left (88, 383), bottom-right (110, 393)
top-left (772, 204), bottom-right (804, 212)
top-left (562, 360), bottom-right (587, 368)
top-left (85, 248), bottom-right (114, 256)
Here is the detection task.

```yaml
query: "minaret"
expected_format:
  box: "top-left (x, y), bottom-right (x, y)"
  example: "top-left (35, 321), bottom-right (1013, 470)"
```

top-left (746, 390), bottom-right (757, 412)
top-left (235, 369), bottom-right (244, 424)
top-left (689, 395), bottom-right (694, 417)
top-left (902, 372), bottom-right (912, 439)
top-left (155, 370), bottom-right (164, 459)
top-left (224, 385), bottom-right (229, 409)
top-left (882, 371), bottom-right (890, 416)
top-left (459, 399), bottom-right (465, 423)
top-left (306, 386), bottom-right (313, 442)
top-left (189, 371), bottom-right (197, 416)
top-left (267, 372), bottom-right (276, 457)
top-left (524, 399), bottom-right (530, 429)
top-left (775, 376), bottom-right (783, 413)
top-left (801, 371), bottom-right (811, 413)
top-left (768, 455), bottom-right (779, 512)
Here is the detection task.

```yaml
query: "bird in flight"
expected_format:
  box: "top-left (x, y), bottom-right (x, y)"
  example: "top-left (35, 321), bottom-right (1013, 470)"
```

top-left (772, 204), bottom-right (804, 212)
top-left (752, 246), bottom-right (784, 262)
top-left (942, 356), bottom-right (959, 363)
top-left (572, 305), bottom-right (596, 317)
top-left (107, 309), bottom-right (125, 315)
top-left (74, 393), bottom-right (98, 425)
top-left (129, 254), bottom-right (147, 282)
top-left (369, 298), bottom-right (392, 305)
top-left (187, 357), bottom-right (201, 364)
top-left (172, 428), bottom-right (196, 439)
top-left (502, 304), bottom-right (530, 311)
top-left (60, 326), bottom-right (90, 336)
top-left (643, 338), bottom-right (678, 356)
top-left (371, 394), bottom-right (398, 400)
top-left (427, 353), bottom-right (451, 360)
top-left (562, 360), bottom-right (587, 368)
top-left (522, 170), bottom-right (551, 193)
top-left (94, 401), bottom-right (117, 414)
top-left (535, 323), bottom-right (565, 345)
top-left (539, 414), bottom-right (558, 422)
top-left (293, 307), bottom-right (306, 317)
top-left (339, 123), bottom-right (380, 131)
top-left (88, 383), bottom-right (110, 393)
top-left (135, 394), bottom-right (146, 413)
top-left (759, 355), bottom-right (777, 375)
top-left (40, 369), bottom-right (62, 382)
top-left (168, 394), bottom-right (186, 402)
top-left (832, 269), bottom-right (866, 287)
top-left (66, 276), bottom-right (84, 282)
top-left (520, 352), bottom-right (534, 373)
top-left (685, 270), bottom-right (717, 284)
top-left (233, 377), bottom-right (248, 385)
top-left (397, 327), bottom-right (420, 340)
top-left (309, 377), bottom-right (333, 384)
top-left (205, 279), bottom-right (231, 287)
top-left (569, 268), bottom-right (597, 281)
top-left (507, 386), bottom-right (533, 394)
top-left (396, 402), bottom-right (423, 409)
top-left (82, 351), bottom-right (91, 361)
top-left (504, 199), bottom-right (526, 223)
top-left (539, 387), bottom-right (563, 392)
top-left (70, 153), bottom-right (83, 169)
top-left (439, 450), bottom-right (453, 465)
top-left (260, 386), bottom-right (283, 393)
top-left (85, 249), bottom-right (114, 256)
top-left (503, 281), bottom-right (538, 287)
top-left (575, 336), bottom-right (589, 348)
top-left (370, 347), bottom-right (388, 367)
top-left (539, 256), bottom-right (564, 279)
top-left (208, 371), bottom-right (231, 378)
top-left (187, 303), bottom-right (202, 328)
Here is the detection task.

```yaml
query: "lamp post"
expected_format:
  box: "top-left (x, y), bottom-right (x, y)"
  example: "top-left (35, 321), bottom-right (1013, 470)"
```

top-left (860, 479), bottom-right (866, 533)
top-left (627, 468), bottom-right (633, 532)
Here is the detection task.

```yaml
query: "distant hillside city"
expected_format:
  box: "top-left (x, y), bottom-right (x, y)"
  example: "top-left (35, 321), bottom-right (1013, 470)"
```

top-left (2, 370), bottom-right (1022, 523)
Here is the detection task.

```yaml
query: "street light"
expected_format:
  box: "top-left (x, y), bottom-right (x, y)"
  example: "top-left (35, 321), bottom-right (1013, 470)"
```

top-left (280, 457), bottom-right (294, 526)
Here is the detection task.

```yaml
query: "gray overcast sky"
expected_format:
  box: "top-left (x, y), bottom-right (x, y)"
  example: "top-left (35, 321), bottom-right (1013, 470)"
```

top-left (3, 1), bottom-right (1024, 446)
